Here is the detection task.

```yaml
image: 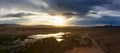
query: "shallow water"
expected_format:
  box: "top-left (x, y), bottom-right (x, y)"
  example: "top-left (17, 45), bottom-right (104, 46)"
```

top-left (28, 32), bottom-right (70, 42)
top-left (0, 32), bottom-right (70, 50)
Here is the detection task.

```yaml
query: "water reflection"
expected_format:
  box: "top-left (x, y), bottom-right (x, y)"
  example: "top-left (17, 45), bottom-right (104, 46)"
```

top-left (0, 32), bottom-right (70, 50)
top-left (0, 32), bottom-right (94, 53)
top-left (28, 32), bottom-right (70, 42)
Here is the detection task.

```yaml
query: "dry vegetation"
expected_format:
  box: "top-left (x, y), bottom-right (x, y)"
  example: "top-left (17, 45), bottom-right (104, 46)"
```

top-left (0, 26), bottom-right (120, 53)
top-left (88, 28), bottom-right (120, 53)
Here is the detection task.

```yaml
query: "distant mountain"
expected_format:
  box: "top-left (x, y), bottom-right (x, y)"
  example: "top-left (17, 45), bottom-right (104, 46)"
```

top-left (0, 24), bottom-right (83, 28)
top-left (0, 24), bottom-right (59, 28)
top-left (94, 24), bottom-right (120, 28)
top-left (0, 24), bottom-right (20, 26)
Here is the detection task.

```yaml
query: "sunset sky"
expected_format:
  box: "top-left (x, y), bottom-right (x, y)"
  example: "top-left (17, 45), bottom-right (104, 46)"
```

top-left (0, 0), bottom-right (120, 26)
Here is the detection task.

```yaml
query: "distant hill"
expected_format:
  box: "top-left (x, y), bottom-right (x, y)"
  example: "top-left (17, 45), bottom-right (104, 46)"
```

top-left (94, 24), bottom-right (120, 28)
top-left (0, 24), bottom-right (20, 26)
top-left (0, 24), bottom-right (88, 28)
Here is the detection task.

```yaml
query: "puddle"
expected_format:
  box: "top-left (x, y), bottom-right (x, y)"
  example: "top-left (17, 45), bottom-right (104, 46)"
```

top-left (0, 32), bottom-right (71, 50)
top-left (28, 32), bottom-right (70, 42)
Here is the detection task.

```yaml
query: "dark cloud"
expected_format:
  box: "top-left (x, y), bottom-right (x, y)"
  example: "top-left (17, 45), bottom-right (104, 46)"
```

top-left (0, 0), bottom-right (120, 26)
top-left (61, 12), bottom-right (78, 16)
top-left (0, 0), bottom-right (118, 15)
top-left (95, 0), bottom-right (120, 11)
top-left (0, 0), bottom-right (49, 11)
top-left (2, 13), bottom-right (35, 18)
top-left (44, 0), bottom-right (111, 15)
top-left (48, 12), bottom-right (78, 16)
top-left (74, 16), bottom-right (119, 25)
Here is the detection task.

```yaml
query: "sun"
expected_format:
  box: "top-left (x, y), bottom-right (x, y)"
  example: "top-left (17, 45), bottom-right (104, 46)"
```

top-left (52, 16), bottom-right (66, 26)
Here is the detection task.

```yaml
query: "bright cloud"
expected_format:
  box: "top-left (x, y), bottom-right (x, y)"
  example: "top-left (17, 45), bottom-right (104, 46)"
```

top-left (87, 6), bottom-right (120, 18)
top-left (0, 0), bottom-right (120, 26)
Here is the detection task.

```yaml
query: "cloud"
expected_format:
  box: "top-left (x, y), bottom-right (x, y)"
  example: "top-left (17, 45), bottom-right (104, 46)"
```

top-left (43, 0), bottom-right (111, 15)
top-left (112, 0), bottom-right (120, 5)
top-left (73, 16), bottom-right (120, 26)
top-left (2, 12), bottom-right (35, 18)
top-left (0, 0), bottom-right (118, 15)
top-left (48, 12), bottom-right (78, 16)
top-left (86, 6), bottom-right (120, 18)
top-left (0, 0), bottom-right (120, 26)
top-left (0, 0), bottom-right (49, 12)
top-left (30, 0), bottom-right (49, 8)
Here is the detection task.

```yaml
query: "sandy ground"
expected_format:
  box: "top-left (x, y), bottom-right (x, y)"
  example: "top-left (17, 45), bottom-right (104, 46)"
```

top-left (65, 47), bottom-right (104, 53)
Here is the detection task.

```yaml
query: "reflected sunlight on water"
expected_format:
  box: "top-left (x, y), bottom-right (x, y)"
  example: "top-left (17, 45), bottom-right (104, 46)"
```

top-left (0, 32), bottom-right (71, 50)
top-left (28, 32), bottom-right (71, 42)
